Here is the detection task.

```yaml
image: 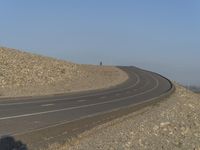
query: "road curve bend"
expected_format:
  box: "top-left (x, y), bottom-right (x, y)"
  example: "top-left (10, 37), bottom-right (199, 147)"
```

top-left (0, 66), bottom-right (174, 149)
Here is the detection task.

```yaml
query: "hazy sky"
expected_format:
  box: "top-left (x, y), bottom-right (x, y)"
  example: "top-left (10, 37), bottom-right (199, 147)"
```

top-left (0, 0), bottom-right (200, 85)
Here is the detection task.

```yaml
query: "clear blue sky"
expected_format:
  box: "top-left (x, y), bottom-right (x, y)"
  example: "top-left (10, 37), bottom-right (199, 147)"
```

top-left (0, 0), bottom-right (200, 85)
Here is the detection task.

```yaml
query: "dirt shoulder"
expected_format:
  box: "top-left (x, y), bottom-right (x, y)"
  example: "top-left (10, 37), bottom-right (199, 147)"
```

top-left (49, 84), bottom-right (200, 150)
top-left (0, 47), bottom-right (128, 98)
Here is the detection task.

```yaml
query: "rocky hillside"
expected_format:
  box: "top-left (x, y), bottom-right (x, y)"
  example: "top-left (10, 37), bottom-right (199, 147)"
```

top-left (49, 84), bottom-right (200, 150)
top-left (0, 47), bottom-right (128, 97)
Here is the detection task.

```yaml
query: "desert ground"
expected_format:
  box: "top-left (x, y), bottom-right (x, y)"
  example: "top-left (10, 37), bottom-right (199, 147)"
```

top-left (0, 47), bottom-right (128, 98)
top-left (47, 84), bottom-right (200, 150)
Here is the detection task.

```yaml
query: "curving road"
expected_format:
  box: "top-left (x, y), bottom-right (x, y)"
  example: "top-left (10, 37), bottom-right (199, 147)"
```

top-left (0, 66), bottom-right (173, 149)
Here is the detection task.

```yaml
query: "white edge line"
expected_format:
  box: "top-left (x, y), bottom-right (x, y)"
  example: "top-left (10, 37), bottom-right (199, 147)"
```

top-left (0, 76), bottom-right (157, 121)
top-left (14, 74), bottom-right (161, 136)
top-left (0, 71), bottom-right (140, 106)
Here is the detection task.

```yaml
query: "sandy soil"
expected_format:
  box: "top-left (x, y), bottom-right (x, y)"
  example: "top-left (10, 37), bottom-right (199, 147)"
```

top-left (0, 47), bottom-right (128, 98)
top-left (48, 84), bottom-right (200, 150)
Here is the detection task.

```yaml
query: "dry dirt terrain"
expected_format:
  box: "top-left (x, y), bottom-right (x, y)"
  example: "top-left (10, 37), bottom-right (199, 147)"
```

top-left (47, 84), bottom-right (200, 150)
top-left (0, 47), bottom-right (128, 97)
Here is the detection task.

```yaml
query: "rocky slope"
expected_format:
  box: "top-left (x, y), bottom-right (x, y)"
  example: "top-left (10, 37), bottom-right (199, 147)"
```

top-left (48, 84), bottom-right (200, 150)
top-left (0, 47), bottom-right (128, 97)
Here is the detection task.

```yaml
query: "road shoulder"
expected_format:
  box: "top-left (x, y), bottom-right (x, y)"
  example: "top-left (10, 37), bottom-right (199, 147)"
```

top-left (48, 84), bottom-right (200, 150)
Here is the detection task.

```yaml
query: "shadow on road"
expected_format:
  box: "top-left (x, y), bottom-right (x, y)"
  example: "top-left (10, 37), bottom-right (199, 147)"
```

top-left (0, 136), bottom-right (28, 150)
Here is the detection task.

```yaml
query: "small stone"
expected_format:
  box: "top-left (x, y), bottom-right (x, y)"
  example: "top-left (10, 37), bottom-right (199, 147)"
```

top-left (163, 128), bottom-right (168, 131)
top-left (153, 125), bottom-right (159, 131)
top-left (188, 103), bottom-right (195, 109)
top-left (160, 122), bottom-right (171, 128)
top-left (139, 139), bottom-right (143, 146)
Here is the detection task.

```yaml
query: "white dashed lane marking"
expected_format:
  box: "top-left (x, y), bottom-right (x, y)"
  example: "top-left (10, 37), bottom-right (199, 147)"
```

top-left (41, 104), bottom-right (54, 107)
top-left (77, 100), bottom-right (87, 102)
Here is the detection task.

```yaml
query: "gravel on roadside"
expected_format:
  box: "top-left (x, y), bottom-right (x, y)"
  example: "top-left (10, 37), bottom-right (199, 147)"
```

top-left (0, 47), bottom-right (128, 97)
top-left (48, 84), bottom-right (200, 150)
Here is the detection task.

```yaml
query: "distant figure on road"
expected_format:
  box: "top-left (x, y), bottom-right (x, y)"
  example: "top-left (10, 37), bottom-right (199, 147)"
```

top-left (100, 61), bottom-right (103, 66)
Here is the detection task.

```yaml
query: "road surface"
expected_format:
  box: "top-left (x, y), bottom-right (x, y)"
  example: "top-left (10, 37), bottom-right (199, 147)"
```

top-left (0, 66), bottom-right (174, 149)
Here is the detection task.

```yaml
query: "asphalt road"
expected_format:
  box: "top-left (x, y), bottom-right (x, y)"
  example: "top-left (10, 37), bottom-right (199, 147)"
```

top-left (0, 66), bottom-right (173, 149)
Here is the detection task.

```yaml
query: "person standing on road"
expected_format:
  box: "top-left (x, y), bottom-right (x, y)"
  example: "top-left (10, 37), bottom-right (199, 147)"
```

top-left (100, 61), bottom-right (103, 66)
